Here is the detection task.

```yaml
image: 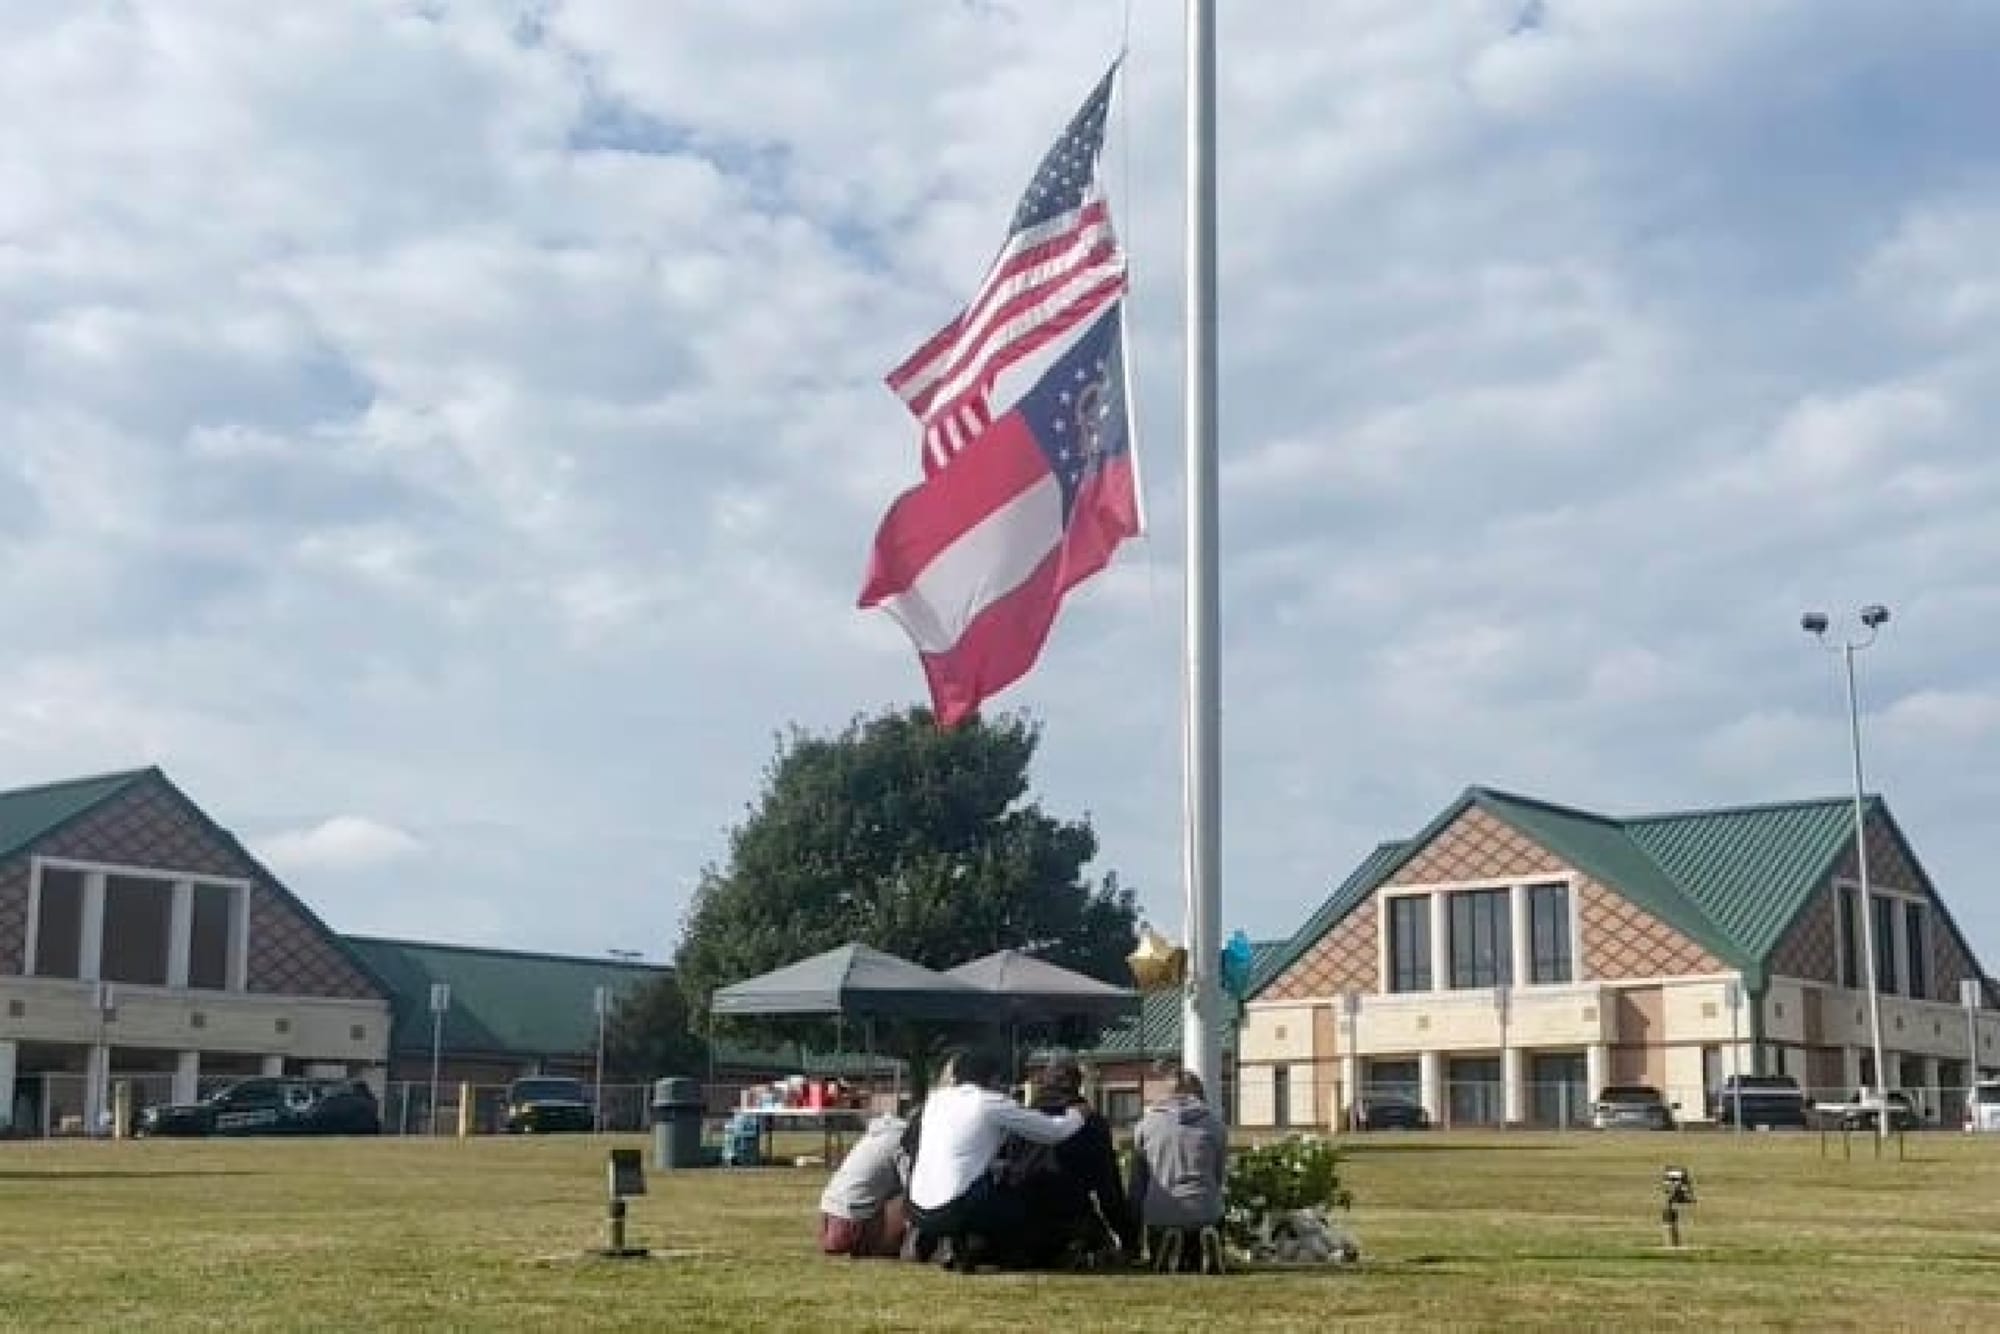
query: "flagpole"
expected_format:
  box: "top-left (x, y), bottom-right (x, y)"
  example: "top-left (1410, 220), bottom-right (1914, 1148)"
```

top-left (1181, 0), bottom-right (1224, 1113)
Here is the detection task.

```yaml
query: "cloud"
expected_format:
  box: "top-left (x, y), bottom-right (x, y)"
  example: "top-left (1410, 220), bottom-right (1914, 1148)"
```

top-left (1, 0), bottom-right (1998, 967)
top-left (256, 817), bottom-right (426, 875)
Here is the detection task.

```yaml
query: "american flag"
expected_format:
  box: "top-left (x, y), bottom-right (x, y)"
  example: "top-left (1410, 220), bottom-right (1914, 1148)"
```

top-left (886, 60), bottom-right (1127, 476)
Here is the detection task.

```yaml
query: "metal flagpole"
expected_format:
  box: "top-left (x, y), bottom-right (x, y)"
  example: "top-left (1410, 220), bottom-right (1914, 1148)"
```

top-left (1180, 0), bottom-right (1224, 1109)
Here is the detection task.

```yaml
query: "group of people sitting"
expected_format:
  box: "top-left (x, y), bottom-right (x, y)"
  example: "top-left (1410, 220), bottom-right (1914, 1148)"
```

top-left (817, 1046), bottom-right (1227, 1272)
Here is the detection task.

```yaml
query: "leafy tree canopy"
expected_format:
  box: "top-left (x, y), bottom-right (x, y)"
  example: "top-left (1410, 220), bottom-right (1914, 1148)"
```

top-left (673, 707), bottom-right (1139, 1054)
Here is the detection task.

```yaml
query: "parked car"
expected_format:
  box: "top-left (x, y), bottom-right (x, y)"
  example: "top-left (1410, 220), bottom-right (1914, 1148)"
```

top-left (1709, 1074), bottom-right (1808, 1129)
top-left (1815, 1089), bottom-right (1920, 1132)
top-left (504, 1076), bottom-right (595, 1134)
top-left (1591, 1085), bottom-right (1675, 1131)
top-left (1964, 1080), bottom-right (2000, 1134)
top-left (1354, 1094), bottom-right (1431, 1131)
top-left (138, 1077), bottom-right (380, 1138)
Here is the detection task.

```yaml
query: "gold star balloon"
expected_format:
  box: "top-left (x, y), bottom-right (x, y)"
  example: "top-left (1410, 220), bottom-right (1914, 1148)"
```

top-left (1127, 924), bottom-right (1188, 993)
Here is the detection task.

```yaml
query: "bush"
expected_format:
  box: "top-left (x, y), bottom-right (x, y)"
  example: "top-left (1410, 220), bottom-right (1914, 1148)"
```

top-left (1222, 1135), bottom-right (1351, 1251)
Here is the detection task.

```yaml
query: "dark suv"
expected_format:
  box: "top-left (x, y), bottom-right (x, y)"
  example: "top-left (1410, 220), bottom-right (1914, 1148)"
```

top-left (1591, 1085), bottom-right (1675, 1131)
top-left (504, 1076), bottom-right (595, 1134)
top-left (1710, 1074), bottom-right (1808, 1129)
top-left (138, 1078), bottom-right (381, 1137)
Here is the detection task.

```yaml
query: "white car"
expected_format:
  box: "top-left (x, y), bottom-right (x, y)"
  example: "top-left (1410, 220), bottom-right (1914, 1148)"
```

top-left (1965, 1080), bottom-right (2000, 1134)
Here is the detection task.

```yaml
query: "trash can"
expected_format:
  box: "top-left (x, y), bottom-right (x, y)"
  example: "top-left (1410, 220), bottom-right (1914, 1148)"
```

top-left (651, 1077), bottom-right (704, 1169)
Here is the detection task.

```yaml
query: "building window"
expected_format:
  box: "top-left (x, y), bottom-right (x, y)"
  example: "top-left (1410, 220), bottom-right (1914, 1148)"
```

top-left (1105, 1088), bottom-right (1142, 1126)
top-left (188, 885), bottom-right (234, 990)
top-left (1837, 886), bottom-right (1858, 989)
top-left (1905, 901), bottom-right (1927, 1001)
top-left (1448, 889), bottom-right (1511, 989)
top-left (1527, 882), bottom-right (1572, 984)
top-left (1272, 1065), bottom-right (1291, 1129)
top-left (1872, 894), bottom-right (1897, 995)
top-left (102, 875), bottom-right (171, 986)
top-left (1387, 896), bottom-right (1431, 993)
top-left (33, 867), bottom-right (86, 978)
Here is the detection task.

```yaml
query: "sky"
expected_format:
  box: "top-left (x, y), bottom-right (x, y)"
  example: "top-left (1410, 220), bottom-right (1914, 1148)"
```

top-left (4, 0), bottom-right (1999, 970)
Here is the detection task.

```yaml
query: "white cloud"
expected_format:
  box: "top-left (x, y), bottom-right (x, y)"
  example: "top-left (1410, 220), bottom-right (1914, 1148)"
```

top-left (1, 0), bottom-right (1998, 967)
top-left (257, 817), bottom-right (425, 875)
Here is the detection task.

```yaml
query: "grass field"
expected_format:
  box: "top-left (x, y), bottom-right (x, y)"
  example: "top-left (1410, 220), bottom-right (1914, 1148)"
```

top-left (2, 1130), bottom-right (1997, 1331)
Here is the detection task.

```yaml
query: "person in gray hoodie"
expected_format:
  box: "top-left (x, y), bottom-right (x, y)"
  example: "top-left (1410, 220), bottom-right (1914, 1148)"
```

top-left (1126, 1068), bottom-right (1228, 1252)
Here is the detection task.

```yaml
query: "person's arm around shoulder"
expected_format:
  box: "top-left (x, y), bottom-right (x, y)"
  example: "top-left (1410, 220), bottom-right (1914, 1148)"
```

top-left (988, 1092), bottom-right (1085, 1144)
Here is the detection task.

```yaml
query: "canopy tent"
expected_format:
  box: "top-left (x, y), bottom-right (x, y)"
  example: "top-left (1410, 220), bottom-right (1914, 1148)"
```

top-left (945, 949), bottom-right (1138, 1021)
top-left (710, 943), bottom-right (991, 1022)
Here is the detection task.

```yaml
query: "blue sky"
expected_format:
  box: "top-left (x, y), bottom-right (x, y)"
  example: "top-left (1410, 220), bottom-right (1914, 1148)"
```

top-left (3, 0), bottom-right (1999, 969)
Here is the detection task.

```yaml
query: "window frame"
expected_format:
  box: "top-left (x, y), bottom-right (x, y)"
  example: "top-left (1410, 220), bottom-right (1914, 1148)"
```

top-left (1447, 887), bottom-right (1512, 990)
top-left (1527, 881), bottom-right (1573, 985)
top-left (1386, 894), bottom-right (1432, 993)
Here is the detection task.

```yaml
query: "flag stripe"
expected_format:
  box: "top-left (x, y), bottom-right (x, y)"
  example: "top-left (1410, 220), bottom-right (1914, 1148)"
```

top-left (915, 454), bottom-right (1138, 725)
top-left (858, 415), bottom-right (1055, 607)
top-left (875, 474), bottom-right (1063, 655)
top-left (911, 264), bottom-right (1127, 431)
top-left (887, 197), bottom-right (1117, 400)
top-left (899, 242), bottom-right (1126, 418)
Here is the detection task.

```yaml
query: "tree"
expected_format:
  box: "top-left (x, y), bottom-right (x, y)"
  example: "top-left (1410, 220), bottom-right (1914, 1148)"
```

top-left (602, 973), bottom-right (707, 1083)
top-left (673, 706), bottom-right (1139, 1087)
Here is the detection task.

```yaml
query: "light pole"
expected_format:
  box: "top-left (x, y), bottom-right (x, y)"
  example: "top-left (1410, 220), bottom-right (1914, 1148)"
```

top-left (1802, 604), bottom-right (1891, 1141)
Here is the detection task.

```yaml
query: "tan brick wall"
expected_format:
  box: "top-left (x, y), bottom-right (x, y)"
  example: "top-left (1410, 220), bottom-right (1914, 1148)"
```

top-left (1769, 884), bottom-right (1839, 985)
top-left (0, 776), bottom-right (379, 1001)
top-left (1578, 876), bottom-right (1722, 979)
top-left (1266, 804), bottom-right (1731, 998)
top-left (1385, 808), bottom-right (1565, 886)
top-left (1262, 899), bottom-right (1376, 1001)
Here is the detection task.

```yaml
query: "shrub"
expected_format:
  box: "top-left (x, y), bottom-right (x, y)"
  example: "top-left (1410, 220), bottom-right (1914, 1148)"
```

top-left (1222, 1135), bottom-right (1350, 1250)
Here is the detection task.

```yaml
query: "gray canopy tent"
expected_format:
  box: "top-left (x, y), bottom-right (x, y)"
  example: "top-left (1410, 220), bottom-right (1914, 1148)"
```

top-left (711, 943), bottom-right (993, 1022)
top-left (945, 949), bottom-right (1139, 1022)
top-left (708, 943), bottom-right (994, 1106)
top-left (945, 949), bottom-right (1140, 1075)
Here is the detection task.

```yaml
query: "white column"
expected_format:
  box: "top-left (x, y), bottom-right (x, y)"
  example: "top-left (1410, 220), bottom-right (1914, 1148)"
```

top-left (1338, 1053), bottom-right (1359, 1129)
top-left (227, 886), bottom-right (251, 991)
top-left (1920, 1055), bottom-right (1941, 1123)
top-left (260, 1054), bottom-right (284, 1077)
top-left (79, 871), bottom-right (107, 981)
top-left (1889, 902), bottom-right (1909, 998)
top-left (1429, 893), bottom-right (1449, 991)
top-left (1509, 884), bottom-right (1530, 986)
top-left (1503, 1045), bottom-right (1525, 1126)
top-left (0, 1040), bottom-right (16, 1130)
top-left (1419, 1050), bottom-right (1443, 1123)
top-left (1586, 1043), bottom-right (1608, 1101)
top-left (84, 1044), bottom-right (110, 1134)
top-left (173, 1050), bottom-right (200, 1104)
top-left (167, 881), bottom-right (193, 989)
top-left (1843, 1044), bottom-right (1864, 1091)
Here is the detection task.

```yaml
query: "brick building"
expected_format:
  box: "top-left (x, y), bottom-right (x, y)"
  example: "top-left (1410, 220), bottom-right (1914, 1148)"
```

top-left (1240, 787), bottom-right (2000, 1130)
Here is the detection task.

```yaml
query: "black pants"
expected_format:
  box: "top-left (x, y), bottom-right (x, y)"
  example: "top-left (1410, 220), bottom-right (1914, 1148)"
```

top-left (908, 1176), bottom-right (1027, 1267)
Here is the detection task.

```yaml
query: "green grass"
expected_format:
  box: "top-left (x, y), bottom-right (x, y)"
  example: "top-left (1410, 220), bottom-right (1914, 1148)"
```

top-left (2, 1131), bottom-right (1997, 1330)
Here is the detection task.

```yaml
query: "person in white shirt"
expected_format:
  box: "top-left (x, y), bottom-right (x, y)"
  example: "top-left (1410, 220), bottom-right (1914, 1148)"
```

top-left (905, 1047), bottom-right (1085, 1269)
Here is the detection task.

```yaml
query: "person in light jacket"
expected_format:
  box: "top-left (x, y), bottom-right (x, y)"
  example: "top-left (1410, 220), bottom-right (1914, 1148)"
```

top-left (1126, 1068), bottom-right (1228, 1255)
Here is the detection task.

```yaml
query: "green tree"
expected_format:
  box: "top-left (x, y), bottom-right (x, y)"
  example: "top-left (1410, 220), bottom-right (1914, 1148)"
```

top-left (602, 973), bottom-right (707, 1082)
top-left (673, 706), bottom-right (1139, 1088)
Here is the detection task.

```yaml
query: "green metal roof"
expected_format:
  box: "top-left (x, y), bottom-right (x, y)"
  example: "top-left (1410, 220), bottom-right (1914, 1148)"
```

top-left (0, 769), bottom-right (153, 860)
top-left (1246, 786), bottom-right (1965, 999)
top-left (343, 936), bottom-right (664, 1059)
top-left (1625, 797), bottom-right (1861, 967)
top-left (1078, 940), bottom-right (1287, 1060)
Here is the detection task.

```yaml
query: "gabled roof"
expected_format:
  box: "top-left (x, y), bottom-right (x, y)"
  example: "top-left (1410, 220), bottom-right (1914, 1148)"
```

top-left (344, 936), bottom-right (664, 1058)
top-left (1249, 785), bottom-right (1973, 999)
top-left (0, 769), bottom-right (154, 860)
top-left (0, 767), bottom-right (391, 1002)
